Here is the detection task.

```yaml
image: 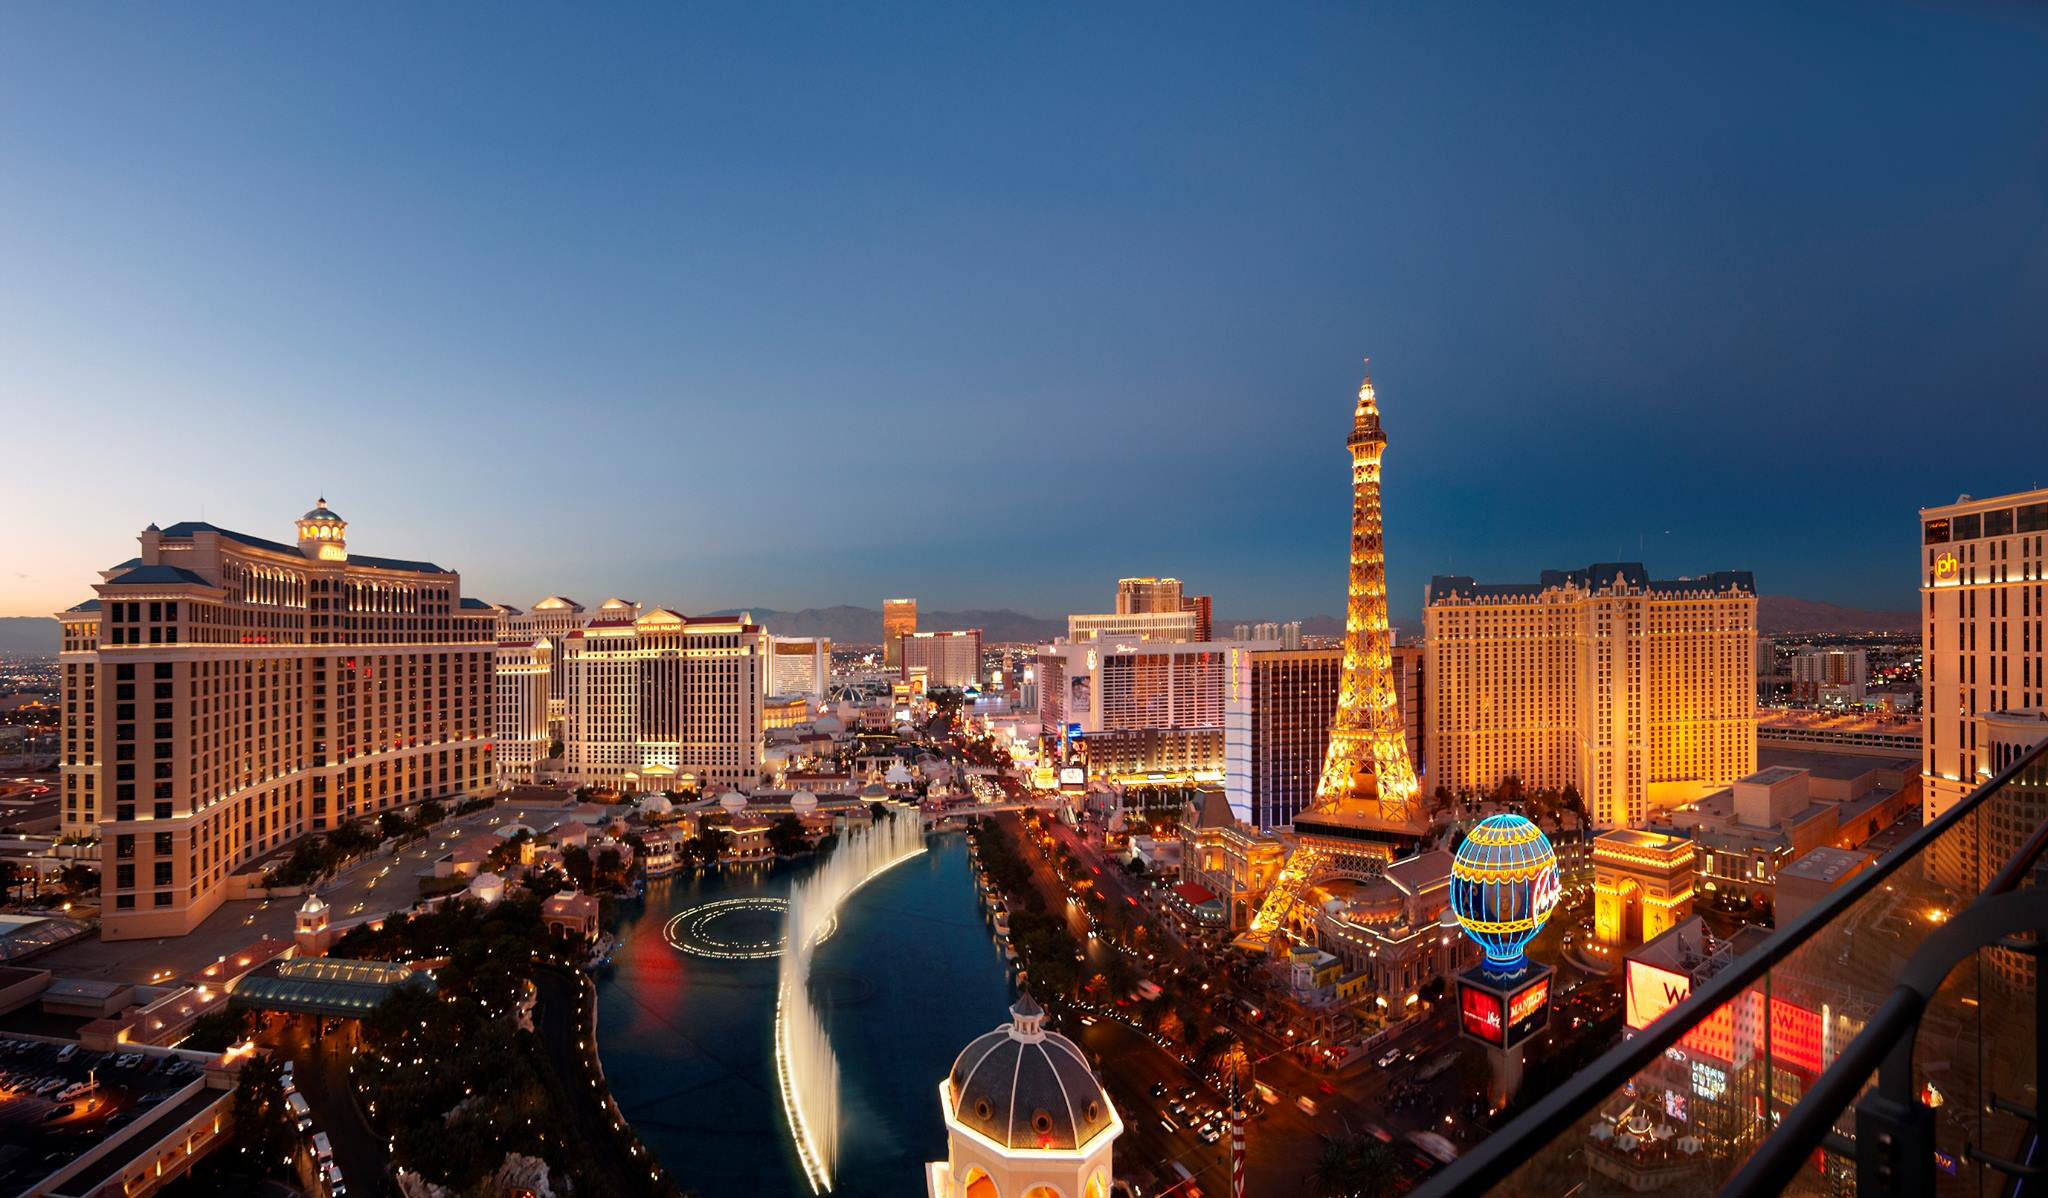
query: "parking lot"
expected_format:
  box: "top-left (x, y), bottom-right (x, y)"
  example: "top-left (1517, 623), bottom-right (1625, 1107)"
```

top-left (0, 1035), bottom-right (213, 1197)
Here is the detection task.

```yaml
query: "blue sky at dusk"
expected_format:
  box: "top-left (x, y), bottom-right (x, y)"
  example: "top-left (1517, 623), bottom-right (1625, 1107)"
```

top-left (2, 3), bottom-right (2044, 622)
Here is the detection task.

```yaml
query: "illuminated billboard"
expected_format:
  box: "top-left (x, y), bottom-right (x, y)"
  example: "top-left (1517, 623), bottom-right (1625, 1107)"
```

top-left (1458, 964), bottom-right (1553, 1051)
top-left (1625, 958), bottom-right (1826, 1074)
top-left (1625, 960), bottom-right (1692, 1031)
top-left (1459, 984), bottom-right (1505, 1047)
top-left (1505, 974), bottom-right (1551, 1045)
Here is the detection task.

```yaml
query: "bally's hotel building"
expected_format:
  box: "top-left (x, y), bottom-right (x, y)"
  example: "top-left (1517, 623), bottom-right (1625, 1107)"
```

top-left (58, 501), bottom-right (495, 940)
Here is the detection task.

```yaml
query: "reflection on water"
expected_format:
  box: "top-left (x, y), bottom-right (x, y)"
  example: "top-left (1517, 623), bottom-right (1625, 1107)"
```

top-left (596, 832), bottom-right (1013, 1197)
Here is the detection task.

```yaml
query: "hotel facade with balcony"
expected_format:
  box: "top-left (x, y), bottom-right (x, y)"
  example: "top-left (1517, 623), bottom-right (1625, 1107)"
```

top-left (900, 629), bottom-right (982, 690)
top-left (1920, 486), bottom-right (2048, 892)
top-left (493, 595), bottom-right (591, 742)
top-left (57, 501), bottom-right (495, 940)
top-left (1424, 563), bottom-right (1757, 830)
top-left (559, 609), bottom-right (767, 793)
top-left (492, 636), bottom-right (552, 786)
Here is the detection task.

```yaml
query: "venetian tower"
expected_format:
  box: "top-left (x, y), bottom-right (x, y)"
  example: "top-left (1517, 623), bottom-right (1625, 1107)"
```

top-left (1237, 361), bottom-right (1427, 951)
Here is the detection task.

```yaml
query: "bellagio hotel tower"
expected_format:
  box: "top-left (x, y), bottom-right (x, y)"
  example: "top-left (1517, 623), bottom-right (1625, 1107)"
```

top-left (57, 501), bottom-right (495, 940)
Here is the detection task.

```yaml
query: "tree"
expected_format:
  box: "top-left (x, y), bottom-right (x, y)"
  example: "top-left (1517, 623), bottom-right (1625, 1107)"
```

top-left (767, 815), bottom-right (808, 857)
top-left (380, 810), bottom-right (410, 840)
top-left (225, 1053), bottom-right (295, 1179)
top-left (183, 1006), bottom-right (257, 1053)
top-left (1310, 1131), bottom-right (1401, 1197)
top-left (562, 846), bottom-right (594, 891)
top-left (59, 863), bottom-right (98, 897)
top-left (329, 820), bottom-right (380, 858)
top-left (595, 847), bottom-right (624, 884)
top-left (416, 798), bottom-right (446, 828)
top-left (1560, 782), bottom-right (1588, 828)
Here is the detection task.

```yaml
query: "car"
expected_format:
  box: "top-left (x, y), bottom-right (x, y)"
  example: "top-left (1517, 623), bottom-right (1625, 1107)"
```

top-left (1148, 1082), bottom-right (1169, 1098)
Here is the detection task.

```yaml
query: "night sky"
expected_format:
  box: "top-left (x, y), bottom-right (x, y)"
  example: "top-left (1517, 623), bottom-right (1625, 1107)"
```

top-left (3, 3), bottom-right (2044, 622)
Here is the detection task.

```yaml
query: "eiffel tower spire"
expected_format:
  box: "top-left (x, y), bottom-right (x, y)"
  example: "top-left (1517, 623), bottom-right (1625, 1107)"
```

top-left (1351, 357), bottom-right (1384, 445)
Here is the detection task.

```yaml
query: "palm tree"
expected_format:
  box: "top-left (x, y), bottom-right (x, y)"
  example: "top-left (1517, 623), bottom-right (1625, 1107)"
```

top-left (1309, 1130), bottom-right (1401, 1197)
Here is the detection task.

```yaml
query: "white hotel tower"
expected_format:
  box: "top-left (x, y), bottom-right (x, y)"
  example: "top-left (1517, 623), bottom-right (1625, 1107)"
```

top-left (1920, 487), bottom-right (2048, 891)
top-left (559, 607), bottom-right (767, 792)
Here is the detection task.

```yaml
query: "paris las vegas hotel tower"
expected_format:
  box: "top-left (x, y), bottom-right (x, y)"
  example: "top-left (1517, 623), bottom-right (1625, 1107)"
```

top-left (57, 501), bottom-right (495, 940)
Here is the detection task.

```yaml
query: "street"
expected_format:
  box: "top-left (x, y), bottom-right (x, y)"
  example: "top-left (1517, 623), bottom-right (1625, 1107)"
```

top-left (33, 796), bottom-right (576, 984)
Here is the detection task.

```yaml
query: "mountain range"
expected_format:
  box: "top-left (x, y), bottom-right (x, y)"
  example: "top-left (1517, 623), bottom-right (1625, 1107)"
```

top-left (0, 594), bottom-right (1916, 655)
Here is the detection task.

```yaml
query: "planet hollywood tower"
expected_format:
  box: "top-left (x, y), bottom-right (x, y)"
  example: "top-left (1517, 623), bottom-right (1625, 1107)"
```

top-left (1240, 362), bottom-right (1427, 948)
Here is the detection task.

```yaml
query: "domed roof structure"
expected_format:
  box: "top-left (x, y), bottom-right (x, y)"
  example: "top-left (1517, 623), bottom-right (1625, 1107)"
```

top-left (790, 790), bottom-right (818, 813)
top-left (302, 498), bottom-right (343, 522)
top-left (639, 793), bottom-right (674, 816)
top-left (718, 791), bottom-right (748, 815)
top-left (945, 995), bottom-right (1114, 1152)
top-left (299, 892), bottom-right (327, 916)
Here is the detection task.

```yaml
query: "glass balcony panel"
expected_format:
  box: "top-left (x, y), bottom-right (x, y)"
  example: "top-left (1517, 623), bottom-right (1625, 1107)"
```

top-left (1468, 746), bottom-right (2048, 1198)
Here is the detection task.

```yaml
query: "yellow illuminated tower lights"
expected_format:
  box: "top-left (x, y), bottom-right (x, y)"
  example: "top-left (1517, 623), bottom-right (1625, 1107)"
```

top-left (1239, 361), bottom-right (1423, 950)
top-left (1317, 360), bottom-right (1421, 824)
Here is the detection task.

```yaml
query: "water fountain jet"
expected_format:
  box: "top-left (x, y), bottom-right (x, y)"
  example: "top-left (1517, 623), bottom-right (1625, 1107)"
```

top-left (775, 812), bottom-right (926, 1191)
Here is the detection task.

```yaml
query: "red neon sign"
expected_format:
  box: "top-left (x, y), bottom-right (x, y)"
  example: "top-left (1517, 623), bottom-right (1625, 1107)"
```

top-left (1460, 984), bottom-right (1505, 1047)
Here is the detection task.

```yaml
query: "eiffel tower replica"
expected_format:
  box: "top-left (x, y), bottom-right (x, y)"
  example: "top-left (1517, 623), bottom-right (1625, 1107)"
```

top-left (1236, 361), bottom-right (1427, 953)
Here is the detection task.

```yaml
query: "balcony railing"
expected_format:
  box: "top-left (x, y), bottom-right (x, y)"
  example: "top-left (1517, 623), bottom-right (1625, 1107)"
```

top-left (1420, 735), bottom-right (2048, 1198)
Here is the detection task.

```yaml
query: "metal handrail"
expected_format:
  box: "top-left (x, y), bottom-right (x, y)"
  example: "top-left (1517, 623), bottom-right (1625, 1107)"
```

top-left (1721, 889), bottom-right (2048, 1196)
top-left (1416, 735), bottom-right (2048, 1198)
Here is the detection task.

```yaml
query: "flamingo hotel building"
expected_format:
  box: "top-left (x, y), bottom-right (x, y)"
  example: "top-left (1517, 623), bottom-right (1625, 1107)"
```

top-left (58, 501), bottom-right (496, 940)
